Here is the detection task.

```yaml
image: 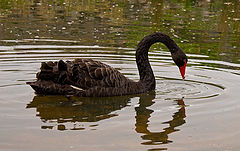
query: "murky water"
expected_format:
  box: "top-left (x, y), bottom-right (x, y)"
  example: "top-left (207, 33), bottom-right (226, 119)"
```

top-left (0, 1), bottom-right (240, 151)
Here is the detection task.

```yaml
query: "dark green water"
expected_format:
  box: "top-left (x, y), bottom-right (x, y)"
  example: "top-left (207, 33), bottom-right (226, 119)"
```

top-left (0, 0), bottom-right (239, 151)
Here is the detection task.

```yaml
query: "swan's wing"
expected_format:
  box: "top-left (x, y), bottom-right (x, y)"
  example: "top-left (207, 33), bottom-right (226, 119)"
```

top-left (68, 58), bottom-right (131, 89)
top-left (36, 59), bottom-right (131, 90)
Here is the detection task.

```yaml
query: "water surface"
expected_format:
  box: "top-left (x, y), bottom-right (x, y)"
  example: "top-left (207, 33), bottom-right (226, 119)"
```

top-left (0, 1), bottom-right (240, 151)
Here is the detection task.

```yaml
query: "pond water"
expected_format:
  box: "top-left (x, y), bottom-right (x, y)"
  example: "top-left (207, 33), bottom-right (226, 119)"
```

top-left (0, 1), bottom-right (240, 151)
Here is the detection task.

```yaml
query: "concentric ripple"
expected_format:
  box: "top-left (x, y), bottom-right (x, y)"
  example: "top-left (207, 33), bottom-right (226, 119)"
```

top-left (0, 39), bottom-right (229, 101)
top-left (156, 77), bottom-right (224, 100)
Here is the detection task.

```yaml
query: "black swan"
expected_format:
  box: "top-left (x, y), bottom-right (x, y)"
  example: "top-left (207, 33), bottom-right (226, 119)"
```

top-left (27, 32), bottom-right (188, 97)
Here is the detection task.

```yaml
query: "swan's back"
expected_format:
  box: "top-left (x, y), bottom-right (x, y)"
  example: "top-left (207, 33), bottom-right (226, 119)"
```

top-left (65, 59), bottom-right (130, 88)
top-left (27, 59), bottom-right (140, 97)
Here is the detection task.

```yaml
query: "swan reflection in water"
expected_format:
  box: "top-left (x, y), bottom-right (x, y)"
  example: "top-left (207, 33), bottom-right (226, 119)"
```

top-left (27, 93), bottom-right (186, 146)
top-left (26, 95), bottom-right (130, 130)
top-left (135, 93), bottom-right (186, 148)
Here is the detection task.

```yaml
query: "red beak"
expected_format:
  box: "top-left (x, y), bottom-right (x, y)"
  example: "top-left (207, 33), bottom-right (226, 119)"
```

top-left (179, 60), bottom-right (187, 79)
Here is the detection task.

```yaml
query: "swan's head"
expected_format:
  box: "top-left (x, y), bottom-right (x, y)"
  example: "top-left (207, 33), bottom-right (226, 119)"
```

top-left (171, 49), bottom-right (188, 79)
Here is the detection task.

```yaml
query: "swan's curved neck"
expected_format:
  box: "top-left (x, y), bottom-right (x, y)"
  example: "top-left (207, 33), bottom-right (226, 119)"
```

top-left (136, 32), bottom-right (179, 91)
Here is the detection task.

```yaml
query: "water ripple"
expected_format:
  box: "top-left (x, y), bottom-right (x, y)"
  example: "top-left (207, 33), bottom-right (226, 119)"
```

top-left (0, 43), bottom-right (232, 102)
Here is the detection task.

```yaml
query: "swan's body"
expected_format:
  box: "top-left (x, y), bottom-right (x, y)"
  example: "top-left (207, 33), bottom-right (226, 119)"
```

top-left (27, 32), bottom-right (187, 97)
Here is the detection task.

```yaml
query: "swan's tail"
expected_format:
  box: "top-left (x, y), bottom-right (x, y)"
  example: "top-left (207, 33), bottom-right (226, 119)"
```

top-left (36, 60), bottom-right (68, 83)
top-left (27, 60), bottom-right (82, 95)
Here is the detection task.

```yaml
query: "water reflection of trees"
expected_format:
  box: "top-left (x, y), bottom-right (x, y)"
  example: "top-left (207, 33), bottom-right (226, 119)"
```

top-left (0, 0), bottom-right (239, 63)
